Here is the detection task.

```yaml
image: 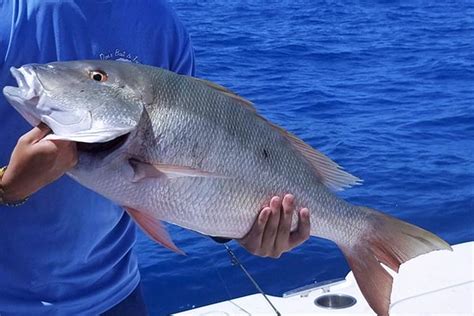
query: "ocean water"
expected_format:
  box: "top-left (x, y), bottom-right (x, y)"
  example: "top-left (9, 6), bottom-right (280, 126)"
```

top-left (134, 1), bottom-right (474, 314)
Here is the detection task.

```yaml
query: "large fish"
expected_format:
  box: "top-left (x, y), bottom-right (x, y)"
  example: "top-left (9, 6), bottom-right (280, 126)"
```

top-left (3, 60), bottom-right (451, 315)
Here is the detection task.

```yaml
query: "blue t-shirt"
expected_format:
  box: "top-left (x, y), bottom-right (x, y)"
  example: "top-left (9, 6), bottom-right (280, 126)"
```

top-left (0, 1), bottom-right (194, 314)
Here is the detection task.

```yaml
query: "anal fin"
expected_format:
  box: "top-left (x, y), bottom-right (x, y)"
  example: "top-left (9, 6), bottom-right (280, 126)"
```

top-left (341, 245), bottom-right (392, 316)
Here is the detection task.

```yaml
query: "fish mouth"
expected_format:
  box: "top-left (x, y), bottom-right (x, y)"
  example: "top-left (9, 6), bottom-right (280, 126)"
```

top-left (77, 132), bottom-right (130, 154)
top-left (3, 66), bottom-right (45, 126)
top-left (4, 66), bottom-right (44, 101)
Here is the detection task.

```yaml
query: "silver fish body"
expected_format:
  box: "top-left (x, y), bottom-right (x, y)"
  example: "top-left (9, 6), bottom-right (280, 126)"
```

top-left (3, 60), bottom-right (451, 316)
top-left (74, 66), bottom-right (356, 241)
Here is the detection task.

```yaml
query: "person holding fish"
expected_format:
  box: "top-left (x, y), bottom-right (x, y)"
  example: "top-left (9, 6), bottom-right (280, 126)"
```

top-left (0, 1), bottom-right (310, 315)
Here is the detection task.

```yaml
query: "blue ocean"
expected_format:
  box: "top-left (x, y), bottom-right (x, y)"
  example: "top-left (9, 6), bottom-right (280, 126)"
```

top-left (134, 1), bottom-right (474, 314)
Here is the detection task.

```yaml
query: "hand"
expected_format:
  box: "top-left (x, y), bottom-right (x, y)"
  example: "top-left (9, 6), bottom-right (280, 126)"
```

top-left (1, 123), bottom-right (78, 202)
top-left (237, 194), bottom-right (310, 258)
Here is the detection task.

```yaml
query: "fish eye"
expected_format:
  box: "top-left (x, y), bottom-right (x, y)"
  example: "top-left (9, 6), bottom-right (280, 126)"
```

top-left (89, 70), bottom-right (108, 82)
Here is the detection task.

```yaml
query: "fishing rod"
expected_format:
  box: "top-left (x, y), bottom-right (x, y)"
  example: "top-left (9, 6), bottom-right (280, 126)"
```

top-left (223, 243), bottom-right (281, 316)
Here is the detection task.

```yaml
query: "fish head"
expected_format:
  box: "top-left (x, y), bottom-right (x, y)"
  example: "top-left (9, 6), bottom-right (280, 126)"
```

top-left (3, 60), bottom-right (154, 144)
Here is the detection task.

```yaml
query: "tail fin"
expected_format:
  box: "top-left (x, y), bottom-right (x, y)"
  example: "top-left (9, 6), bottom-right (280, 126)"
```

top-left (339, 206), bottom-right (452, 316)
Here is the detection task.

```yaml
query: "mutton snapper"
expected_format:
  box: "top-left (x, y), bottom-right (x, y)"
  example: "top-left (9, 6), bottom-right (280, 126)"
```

top-left (3, 60), bottom-right (451, 316)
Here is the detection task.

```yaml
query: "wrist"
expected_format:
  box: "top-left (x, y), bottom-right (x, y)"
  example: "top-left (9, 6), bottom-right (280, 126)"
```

top-left (0, 166), bottom-right (29, 206)
top-left (1, 186), bottom-right (29, 204)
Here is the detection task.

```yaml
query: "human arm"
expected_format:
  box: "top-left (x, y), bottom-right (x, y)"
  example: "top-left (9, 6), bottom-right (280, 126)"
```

top-left (0, 123), bottom-right (77, 203)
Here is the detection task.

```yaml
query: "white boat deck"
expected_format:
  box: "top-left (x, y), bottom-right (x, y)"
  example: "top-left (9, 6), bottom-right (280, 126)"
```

top-left (175, 241), bottom-right (473, 315)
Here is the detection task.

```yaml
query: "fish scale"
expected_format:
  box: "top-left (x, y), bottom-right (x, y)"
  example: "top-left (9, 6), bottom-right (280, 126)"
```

top-left (141, 75), bottom-right (312, 232)
top-left (3, 60), bottom-right (451, 316)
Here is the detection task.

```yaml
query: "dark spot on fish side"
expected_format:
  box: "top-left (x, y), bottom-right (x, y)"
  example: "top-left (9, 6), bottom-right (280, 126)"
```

top-left (191, 142), bottom-right (199, 158)
top-left (80, 89), bottom-right (84, 93)
top-left (191, 142), bottom-right (205, 168)
top-left (263, 149), bottom-right (268, 159)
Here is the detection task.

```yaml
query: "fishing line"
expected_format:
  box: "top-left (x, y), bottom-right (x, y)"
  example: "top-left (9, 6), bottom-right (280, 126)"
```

top-left (214, 260), bottom-right (234, 301)
top-left (223, 243), bottom-right (281, 316)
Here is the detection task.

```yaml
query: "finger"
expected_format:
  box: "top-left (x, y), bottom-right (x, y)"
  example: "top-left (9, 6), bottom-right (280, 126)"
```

top-left (20, 123), bottom-right (51, 143)
top-left (274, 194), bottom-right (294, 250)
top-left (260, 196), bottom-right (282, 254)
top-left (289, 208), bottom-right (311, 247)
top-left (239, 207), bottom-right (270, 251)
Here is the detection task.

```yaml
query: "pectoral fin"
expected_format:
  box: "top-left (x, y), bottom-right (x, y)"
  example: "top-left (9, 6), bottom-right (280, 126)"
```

top-left (128, 158), bottom-right (230, 182)
top-left (124, 207), bottom-right (185, 255)
top-left (129, 159), bottom-right (163, 182)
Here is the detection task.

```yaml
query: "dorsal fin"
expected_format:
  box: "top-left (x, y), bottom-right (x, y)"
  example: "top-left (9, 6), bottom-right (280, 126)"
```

top-left (194, 76), bottom-right (362, 191)
top-left (269, 122), bottom-right (362, 191)
top-left (192, 77), bottom-right (257, 112)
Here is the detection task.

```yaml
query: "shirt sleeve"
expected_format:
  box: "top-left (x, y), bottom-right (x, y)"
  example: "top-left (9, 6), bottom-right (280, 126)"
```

top-left (167, 9), bottom-right (196, 77)
top-left (171, 28), bottom-right (196, 76)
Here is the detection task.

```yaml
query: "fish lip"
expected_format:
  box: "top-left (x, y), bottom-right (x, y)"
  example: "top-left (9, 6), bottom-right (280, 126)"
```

top-left (11, 67), bottom-right (27, 89)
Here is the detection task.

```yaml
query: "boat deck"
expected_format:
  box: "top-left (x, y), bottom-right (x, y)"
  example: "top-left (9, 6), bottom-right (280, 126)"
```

top-left (175, 242), bottom-right (473, 315)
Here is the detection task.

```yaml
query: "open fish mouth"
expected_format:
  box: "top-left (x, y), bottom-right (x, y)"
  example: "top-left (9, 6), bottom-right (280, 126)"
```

top-left (6, 66), bottom-right (44, 99)
top-left (3, 66), bottom-right (45, 126)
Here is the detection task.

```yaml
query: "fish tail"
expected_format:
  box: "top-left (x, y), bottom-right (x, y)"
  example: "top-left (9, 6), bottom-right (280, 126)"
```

top-left (338, 206), bottom-right (452, 316)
